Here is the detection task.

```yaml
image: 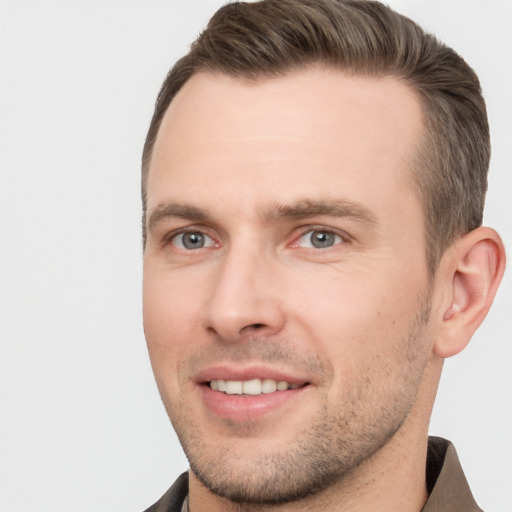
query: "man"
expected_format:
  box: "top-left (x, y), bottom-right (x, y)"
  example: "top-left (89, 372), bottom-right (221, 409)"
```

top-left (140, 1), bottom-right (506, 510)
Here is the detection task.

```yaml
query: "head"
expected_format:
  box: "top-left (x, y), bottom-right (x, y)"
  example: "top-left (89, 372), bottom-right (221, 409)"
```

top-left (142, 0), bottom-right (490, 275)
top-left (141, 1), bottom-right (504, 508)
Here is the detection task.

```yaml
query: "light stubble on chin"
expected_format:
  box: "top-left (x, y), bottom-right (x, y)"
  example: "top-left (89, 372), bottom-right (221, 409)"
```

top-left (160, 297), bottom-right (432, 507)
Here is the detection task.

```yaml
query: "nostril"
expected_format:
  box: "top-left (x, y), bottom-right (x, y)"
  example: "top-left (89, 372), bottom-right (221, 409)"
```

top-left (240, 323), bottom-right (265, 333)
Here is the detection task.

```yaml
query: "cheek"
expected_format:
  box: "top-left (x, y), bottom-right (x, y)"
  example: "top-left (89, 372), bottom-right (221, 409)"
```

top-left (142, 268), bottom-right (203, 383)
top-left (289, 267), bottom-right (424, 361)
top-left (143, 262), bottom-right (204, 328)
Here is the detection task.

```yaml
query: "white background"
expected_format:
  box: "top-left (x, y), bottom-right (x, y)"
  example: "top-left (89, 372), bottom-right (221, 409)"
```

top-left (0, 1), bottom-right (510, 511)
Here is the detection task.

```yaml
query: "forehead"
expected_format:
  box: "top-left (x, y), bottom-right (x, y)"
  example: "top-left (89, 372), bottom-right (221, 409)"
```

top-left (147, 67), bottom-right (424, 218)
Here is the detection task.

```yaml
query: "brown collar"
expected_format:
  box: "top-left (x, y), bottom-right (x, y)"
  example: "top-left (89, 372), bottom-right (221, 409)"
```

top-left (422, 437), bottom-right (482, 512)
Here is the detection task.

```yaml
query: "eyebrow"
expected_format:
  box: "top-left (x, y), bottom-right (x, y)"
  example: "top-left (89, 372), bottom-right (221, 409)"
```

top-left (147, 203), bottom-right (209, 232)
top-left (263, 199), bottom-right (378, 226)
top-left (147, 198), bottom-right (378, 232)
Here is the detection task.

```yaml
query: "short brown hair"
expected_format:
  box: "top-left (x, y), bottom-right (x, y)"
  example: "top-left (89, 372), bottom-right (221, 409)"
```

top-left (142, 0), bottom-right (489, 273)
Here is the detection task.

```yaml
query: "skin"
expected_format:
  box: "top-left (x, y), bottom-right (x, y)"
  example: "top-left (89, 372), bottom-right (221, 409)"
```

top-left (142, 67), bottom-right (505, 511)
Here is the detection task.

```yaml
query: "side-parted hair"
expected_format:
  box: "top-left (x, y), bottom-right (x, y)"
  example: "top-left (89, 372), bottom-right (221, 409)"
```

top-left (142, 0), bottom-right (489, 274)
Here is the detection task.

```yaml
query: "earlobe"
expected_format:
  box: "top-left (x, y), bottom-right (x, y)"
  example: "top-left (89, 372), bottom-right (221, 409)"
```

top-left (434, 227), bottom-right (506, 358)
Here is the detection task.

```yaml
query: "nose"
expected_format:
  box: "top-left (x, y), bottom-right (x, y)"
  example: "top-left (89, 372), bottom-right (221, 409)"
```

top-left (203, 245), bottom-right (286, 342)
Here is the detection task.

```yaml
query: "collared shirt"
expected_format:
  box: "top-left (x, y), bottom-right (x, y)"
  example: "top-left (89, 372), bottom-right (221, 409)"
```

top-left (422, 437), bottom-right (482, 512)
top-left (143, 437), bottom-right (482, 512)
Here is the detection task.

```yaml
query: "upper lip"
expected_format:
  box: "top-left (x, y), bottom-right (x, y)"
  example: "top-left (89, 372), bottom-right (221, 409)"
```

top-left (194, 364), bottom-right (311, 385)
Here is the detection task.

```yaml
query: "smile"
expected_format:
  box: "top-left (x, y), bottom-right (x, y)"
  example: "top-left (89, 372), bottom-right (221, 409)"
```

top-left (209, 378), bottom-right (304, 395)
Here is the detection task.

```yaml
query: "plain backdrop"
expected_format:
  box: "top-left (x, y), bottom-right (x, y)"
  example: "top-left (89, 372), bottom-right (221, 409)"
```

top-left (0, 1), bottom-right (511, 511)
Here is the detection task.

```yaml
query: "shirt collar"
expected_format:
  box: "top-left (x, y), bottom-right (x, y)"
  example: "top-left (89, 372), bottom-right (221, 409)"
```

top-left (421, 436), bottom-right (482, 512)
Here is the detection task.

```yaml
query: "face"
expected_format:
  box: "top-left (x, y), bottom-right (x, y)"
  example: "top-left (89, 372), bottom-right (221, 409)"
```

top-left (143, 68), bottom-right (434, 505)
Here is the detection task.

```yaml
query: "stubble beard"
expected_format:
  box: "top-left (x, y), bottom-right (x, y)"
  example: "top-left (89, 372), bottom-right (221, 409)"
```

top-left (160, 296), bottom-right (432, 506)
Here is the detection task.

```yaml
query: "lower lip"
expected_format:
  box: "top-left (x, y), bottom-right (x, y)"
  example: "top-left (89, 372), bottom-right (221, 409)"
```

top-left (200, 384), bottom-right (308, 422)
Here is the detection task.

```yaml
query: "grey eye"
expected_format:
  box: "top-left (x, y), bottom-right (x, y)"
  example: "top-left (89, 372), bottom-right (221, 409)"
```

top-left (298, 230), bottom-right (342, 249)
top-left (172, 232), bottom-right (214, 250)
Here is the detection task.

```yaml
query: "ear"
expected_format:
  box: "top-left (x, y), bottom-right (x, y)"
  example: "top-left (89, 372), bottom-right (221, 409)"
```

top-left (433, 227), bottom-right (506, 358)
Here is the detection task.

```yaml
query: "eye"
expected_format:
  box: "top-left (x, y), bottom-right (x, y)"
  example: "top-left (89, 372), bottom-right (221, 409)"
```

top-left (171, 231), bottom-right (215, 250)
top-left (297, 230), bottom-right (343, 249)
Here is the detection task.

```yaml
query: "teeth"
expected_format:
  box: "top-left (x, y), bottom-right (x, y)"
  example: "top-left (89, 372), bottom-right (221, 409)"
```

top-left (243, 379), bottom-right (262, 395)
top-left (261, 378), bottom-right (277, 393)
top-left (209, 378), bottom-right (302, 395)
top-left (277, 381), bottom-right (289, 391)
top-left (225, 380), bottom-right (243, 395)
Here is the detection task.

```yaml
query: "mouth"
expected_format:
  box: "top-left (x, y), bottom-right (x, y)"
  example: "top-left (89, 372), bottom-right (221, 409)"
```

top-left (196, 368), bottom-right (312, 422)
top-left (209, 378), bottom-right (306, 395)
